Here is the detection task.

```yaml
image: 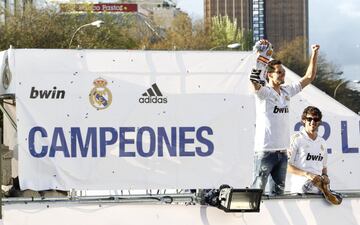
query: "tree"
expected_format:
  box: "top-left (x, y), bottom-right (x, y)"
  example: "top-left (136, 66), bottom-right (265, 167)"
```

top-left (142, 13), bottom-right (212, 50)
top-left (143, 14), bottom-right (253, 51)
top-left (274, 36), bottom-right (308, 76)
top-left (210, 15), bottom-right (252, 51)
top-left (275, 37), bottom-right (360, 114)
top-left (0, 5), bottom-right (138, 50)
top-left (1, 5), bottom-right (255, 52)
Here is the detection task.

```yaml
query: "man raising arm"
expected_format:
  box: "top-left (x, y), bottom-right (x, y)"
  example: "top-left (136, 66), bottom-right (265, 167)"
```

top-left (249, 44), bottom-right (320, 196)
top-left (299, 45), bottom-right (320, 88)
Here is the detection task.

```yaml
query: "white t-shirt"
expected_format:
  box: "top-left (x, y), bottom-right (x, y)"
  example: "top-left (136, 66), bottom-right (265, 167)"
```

top-left (288, 129), bottom-right (328, 193)
top-left (254, 82), bottom-right (302, 151)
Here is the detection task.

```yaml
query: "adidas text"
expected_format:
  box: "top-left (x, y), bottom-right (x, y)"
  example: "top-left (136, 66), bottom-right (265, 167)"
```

top-left (139, 96), bottom-right (168, 104)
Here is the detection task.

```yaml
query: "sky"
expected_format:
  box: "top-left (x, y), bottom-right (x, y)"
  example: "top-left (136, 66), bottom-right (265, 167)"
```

top-left (175, 0), bottom-right (360, 84)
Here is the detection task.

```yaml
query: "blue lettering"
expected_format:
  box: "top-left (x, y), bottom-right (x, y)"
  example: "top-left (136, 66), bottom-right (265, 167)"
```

top-left (137, 127), bottom-right (156, 157)
top-left (179, 127), bottom-right (195, 157)
top-left (195, 126), bottom-right (214, 157)
top-left (119, 127), bottom-right (135, 157)
top-left (157, 127), bottom-right (177, 157)
top-left (70, 127), bottom-right (97, 157)
top-left (320, 122), bottom-right (331, 140)
top-left (341, 121), bottom-right (359, 153)
top-left (294, 122), bottom-right (302, 132)
top-left (28, 126), bottom-right (215, 158)
top-left (99, 127), bottom-right (118, 157)
top-left (28, 126), bottom-right (48, 158)
top-left (320, 122), bottom-right (332, 153)
top-left (49, 127), bottom-right (70, 157)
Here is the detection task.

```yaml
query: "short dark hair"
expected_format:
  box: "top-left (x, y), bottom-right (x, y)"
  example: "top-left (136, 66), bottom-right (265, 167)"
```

top-left (301, 106), bottom-right (322, 123)
top-left (267, 59), bottom-right (282, 73)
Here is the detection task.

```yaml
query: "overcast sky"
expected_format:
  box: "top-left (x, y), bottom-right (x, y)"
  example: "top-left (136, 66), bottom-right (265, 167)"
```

top-left (176, 0), bottom-right (360, 83)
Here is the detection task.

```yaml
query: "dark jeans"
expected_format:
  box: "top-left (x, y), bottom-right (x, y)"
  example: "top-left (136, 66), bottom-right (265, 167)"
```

top-left (252, 151), bottom-right (288, 195)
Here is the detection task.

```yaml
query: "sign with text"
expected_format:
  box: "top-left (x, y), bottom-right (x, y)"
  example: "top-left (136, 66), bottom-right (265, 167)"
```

top-left (59, 3), bottom-right (138, 13)
top-left (2, 49), bottom-right (359, 191)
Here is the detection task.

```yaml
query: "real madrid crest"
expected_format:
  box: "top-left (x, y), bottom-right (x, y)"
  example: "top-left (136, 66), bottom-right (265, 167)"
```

top-left (89, 77), bottom-right (112, 110)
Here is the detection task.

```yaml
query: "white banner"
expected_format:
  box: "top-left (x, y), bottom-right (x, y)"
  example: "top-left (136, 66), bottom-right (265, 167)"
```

top-left (3, 49), bottom-right (359, 191)
top-left (13, 50), bottom-right (256, 190)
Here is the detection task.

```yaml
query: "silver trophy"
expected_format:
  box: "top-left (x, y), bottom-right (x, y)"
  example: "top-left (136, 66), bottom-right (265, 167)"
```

top-left (252, 39), bottom-right (273, 86)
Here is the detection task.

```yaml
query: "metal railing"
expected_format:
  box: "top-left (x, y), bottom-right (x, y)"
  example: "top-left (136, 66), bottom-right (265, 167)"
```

top-left (3, 190), bottom-right (360, 205)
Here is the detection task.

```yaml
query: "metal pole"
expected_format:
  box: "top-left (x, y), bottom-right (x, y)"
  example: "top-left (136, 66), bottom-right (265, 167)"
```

top-left (68, 20), bottom-right (104, 48)
top-left (0, 109), bottom-right (3, 221)
top-left (0, 94), bottom-right (16, 220)
top-left (0, 145), bottom-right (2, 220)
top-left (68, 24), bottom-right (89, 49)
top-left (334, 80), bottom-right (360, 99)
top-left (0, 94), bottom-right (17, 131)
top-left (4, 0), bottom-right (9, 25)
top-left (333, 80), bottom-right (347, 99)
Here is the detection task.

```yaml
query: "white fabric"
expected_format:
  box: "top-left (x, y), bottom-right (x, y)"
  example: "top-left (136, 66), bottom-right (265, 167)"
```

top-left (288, 129), bottom-right (328, 193)
top-left (1, 49), bottom-right (360, 191)
top-left (3, 198), bottom-right (360, 225)
top-left (254, 82), bottom-right (302, 151)
top-left (11, 49), bottom-right (256, 190)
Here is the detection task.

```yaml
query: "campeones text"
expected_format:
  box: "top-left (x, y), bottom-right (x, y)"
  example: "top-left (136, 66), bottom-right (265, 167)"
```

top-left (28, 126), bottom-right (214, 158)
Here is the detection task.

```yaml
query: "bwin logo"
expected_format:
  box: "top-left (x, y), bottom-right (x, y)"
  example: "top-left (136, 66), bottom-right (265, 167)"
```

top-left (306, 153), bottom-right (324, 161)
top-left (139, 83), bottom-right (168, 104)
top-left (273, 106), bottom-right (289, 113)
top-left (30, 86), bottom-right (65, 99)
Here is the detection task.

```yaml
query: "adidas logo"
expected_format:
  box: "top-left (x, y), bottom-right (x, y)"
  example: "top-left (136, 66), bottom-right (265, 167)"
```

top-left (139, 83), bottom-right (168, 104)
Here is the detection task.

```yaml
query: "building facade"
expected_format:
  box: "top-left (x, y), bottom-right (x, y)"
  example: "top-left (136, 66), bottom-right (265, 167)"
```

top-left (252, 0), bottom-right (265, 42)
top-left (263, 0), bottom-right (308, 52)
top-left (205, 0), bottom-right (309, 54)
top-left (204, 0), bottom-right (253, 32)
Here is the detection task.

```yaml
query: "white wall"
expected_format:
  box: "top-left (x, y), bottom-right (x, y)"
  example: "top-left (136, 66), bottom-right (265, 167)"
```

top-left (3, 197), bottom-right (360, 225)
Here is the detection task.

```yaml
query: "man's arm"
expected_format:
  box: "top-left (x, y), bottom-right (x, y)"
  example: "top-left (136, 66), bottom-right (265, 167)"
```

top-left (250, 81), bottom-right (262, 91)
top-left (322, 167), bottom-right (328, 176)
top-left (299, 44), bottom-right (320, 89)
top-left (287, 164), bottom-right (317, 180)
top-left (321, 167), bottom-right (330, 184)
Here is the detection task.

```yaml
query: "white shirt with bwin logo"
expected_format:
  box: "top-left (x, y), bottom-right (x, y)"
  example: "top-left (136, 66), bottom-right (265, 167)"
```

top-left (288, 129), bottom-right (328, 193)
top-left (254, 81), bottom-right (302, 151)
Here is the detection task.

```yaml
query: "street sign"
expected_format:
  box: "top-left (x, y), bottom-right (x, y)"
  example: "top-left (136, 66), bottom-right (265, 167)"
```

top-left (59, 3), bottom-right (138, 13)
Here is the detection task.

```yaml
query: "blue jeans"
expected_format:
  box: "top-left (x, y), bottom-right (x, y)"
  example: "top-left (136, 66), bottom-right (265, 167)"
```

top-left (252, 151), bottom-right (287, 195)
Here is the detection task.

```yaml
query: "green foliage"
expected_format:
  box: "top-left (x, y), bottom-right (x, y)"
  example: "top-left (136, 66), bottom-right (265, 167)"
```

top-left (142, 13), bottom-right (212, 50)
top-left (210, 15), bottom-right (252, 51)
top-left (0, 5), bottom-right (139, 50)
top-left (275, 37), bottom-right (360, 114)
top-left (210, 15), bottom-right (239, 48)
top-left (144, 14), bottom-right (253, 51)
top-left (0, 6), bottom-right (253, 51)
top-left (313, 55), bottom-right (360, 114)
top-left (275, 36), bottom-right (308, 76)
